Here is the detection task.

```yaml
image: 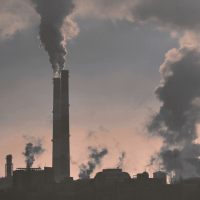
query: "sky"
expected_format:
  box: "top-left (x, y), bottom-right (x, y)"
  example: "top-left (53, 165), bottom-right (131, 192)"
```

top-left (1, 0), bottom-right (200, 180)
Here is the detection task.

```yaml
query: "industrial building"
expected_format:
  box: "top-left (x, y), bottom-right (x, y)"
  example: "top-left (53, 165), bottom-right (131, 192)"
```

top-left (13, 167), bottom-right (54, 191)
top-left (0, 155), bottom-right (13, 191)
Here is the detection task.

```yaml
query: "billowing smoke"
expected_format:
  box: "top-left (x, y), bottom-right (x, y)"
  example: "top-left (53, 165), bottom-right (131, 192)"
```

top-left (30, 0), bottom-right (76, 77)
top-left (117, 151), bottom-right (126, 169)
top-left (75, 0), bottom-right (200, 32)
top-left (22, 137), bottom-right (45, 168)
top-left (79, 146), bottom-right (108, 179)
top-left (147, 45), bottom-right (200, 179)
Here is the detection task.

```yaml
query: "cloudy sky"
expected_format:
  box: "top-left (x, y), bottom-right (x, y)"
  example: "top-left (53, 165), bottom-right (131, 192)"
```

top-left (1, 0), bottom-right (200, 180)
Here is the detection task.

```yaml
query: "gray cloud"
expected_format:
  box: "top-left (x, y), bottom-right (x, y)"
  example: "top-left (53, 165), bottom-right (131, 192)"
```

top-left (148, 46), bottom-right (200, 145)
top-left (147, 45), bottom-right (200, 179)
top-left (2, 0), bottom-right (200, 43)
top-left (0, 0), bottom-right (39, 41)
top-left (132, 0), bottom-right (200, 31)
top-left (75, 0), bottom-right (200, 33)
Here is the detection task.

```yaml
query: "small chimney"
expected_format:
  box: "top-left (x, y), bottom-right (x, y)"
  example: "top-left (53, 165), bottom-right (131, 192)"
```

top-left (5, 155), bottom-right (13, 177)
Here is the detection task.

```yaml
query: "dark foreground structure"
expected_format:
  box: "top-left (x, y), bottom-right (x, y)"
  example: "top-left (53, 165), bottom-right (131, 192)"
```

top-left (1, 167), bottom-right (200, 200)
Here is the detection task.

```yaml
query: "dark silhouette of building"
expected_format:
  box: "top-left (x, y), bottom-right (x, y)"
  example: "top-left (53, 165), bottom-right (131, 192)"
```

top-left (0, 155), bottom-right (13, 191)
top-left (13, 167), bottom-right (54, 191)
top-left (52, 70), bottom-right (70, 181)
top-left (0, 164), bottom-right (199, 200)
top-left (5, 155), bottom-right (13, 178)
top-left (153, 171), bottom-right (167, 184)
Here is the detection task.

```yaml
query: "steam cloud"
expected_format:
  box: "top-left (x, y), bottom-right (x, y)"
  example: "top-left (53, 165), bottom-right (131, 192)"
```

top-left (147, 45), bottom-right (200, 179)
top-left (30, 0), bottom-right (76, 77)
top-left (117, 151), bottom-right (126, 169)
top-left (79, 146), bottom-right (108, 179)
top-left (22, 137), bottom-right (45, 168)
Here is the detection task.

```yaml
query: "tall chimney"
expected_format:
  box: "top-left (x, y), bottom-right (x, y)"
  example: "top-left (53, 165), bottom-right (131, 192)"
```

top-left (60, 70), bottom-right (70, 178)
top-left (5, 155), bottom-right (13, 177)
top-left (52, 78), bottom-right (61, 180)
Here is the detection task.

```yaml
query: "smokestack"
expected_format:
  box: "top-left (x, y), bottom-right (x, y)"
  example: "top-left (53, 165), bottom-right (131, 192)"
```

top-left (52, 78), bottom-right (61, 179)
top-left (60, 70), bottom-right (70, 178)
top-left (52, 70), bottom-right (70, 181)
top-left (5, 155), bottom-right (13, 177)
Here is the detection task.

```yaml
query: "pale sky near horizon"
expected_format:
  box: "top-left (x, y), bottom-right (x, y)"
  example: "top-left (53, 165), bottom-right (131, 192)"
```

top-left (1, 0), bottom-right (200, 180)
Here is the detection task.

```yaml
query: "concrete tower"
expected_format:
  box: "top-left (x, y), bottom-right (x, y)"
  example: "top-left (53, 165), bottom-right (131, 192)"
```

top-left (52, 70), bottom-right (70, 181)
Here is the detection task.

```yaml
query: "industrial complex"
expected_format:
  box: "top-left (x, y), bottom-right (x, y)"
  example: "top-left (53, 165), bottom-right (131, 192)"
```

top-left (0, 70), bottom-right (200, 200)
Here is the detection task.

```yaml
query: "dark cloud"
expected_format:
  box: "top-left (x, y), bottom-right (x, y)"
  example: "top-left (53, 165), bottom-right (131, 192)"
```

top-left (160, 148), bottom-right (183, 172)
top-left (147, 45), bottom-right (200, 178)
top-left (30, 0), bottom-right (75, 76)
top-left (78, 146), bottom-right (108, 179)
top-left (148, 46), bottom-right (200, 145)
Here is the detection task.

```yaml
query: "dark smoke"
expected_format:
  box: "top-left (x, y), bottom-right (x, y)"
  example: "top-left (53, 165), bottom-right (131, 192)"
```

top-left (146, 156), bottom-right (156, 167)
top-left (30, 0), bottom-right (75, 77)
top-left (147, 46), bottom-right (200, 179)
top-left (117, 151), bottom-right (126, 169)
top-left (78, 146), bottom-right (108, 179)
top-left (160, 148), bottom-right (183, 172)
top-left (22, 138), bottom-right (45, 168)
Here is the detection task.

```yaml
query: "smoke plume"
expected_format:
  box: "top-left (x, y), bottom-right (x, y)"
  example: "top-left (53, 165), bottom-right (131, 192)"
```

top-left (75, 0), bottom-right (200, 33)
top-left (147, 45), bottom-right (200, 179)
top-left (117, 151), bottom-right (126, 169)
top-left (30, 0), bottom-right (76, 77)
top-left (79, 146), bottom-right (108, 179)
top-left (22, 137), bottom-right (45, 168)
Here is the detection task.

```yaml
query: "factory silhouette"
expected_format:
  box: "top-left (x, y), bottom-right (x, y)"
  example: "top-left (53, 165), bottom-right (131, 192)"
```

top-left (0, 70), bottom-right (200, 200)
